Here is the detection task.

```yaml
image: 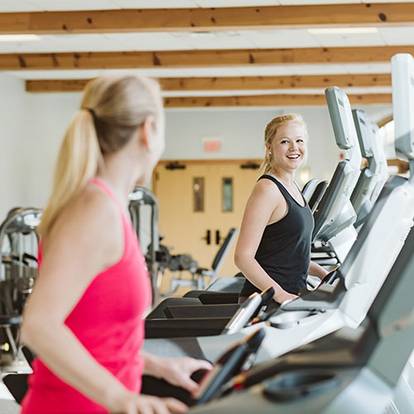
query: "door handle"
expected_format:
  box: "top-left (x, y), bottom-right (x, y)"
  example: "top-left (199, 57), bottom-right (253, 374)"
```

top-left (215, 230), bottom-right (221, 245)
top-left (202, 229), bottom-right (211, 245)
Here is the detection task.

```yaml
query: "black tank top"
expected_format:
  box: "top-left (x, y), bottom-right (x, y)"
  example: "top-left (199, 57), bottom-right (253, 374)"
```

top-left (240, 175), bottom-right (314, 296)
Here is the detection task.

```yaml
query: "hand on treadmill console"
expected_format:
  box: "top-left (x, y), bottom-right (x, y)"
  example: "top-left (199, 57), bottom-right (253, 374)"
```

top-left (274, 290), bottom-right (298, 304)
top-left (157, 356), bottom-right (212, 395)
top-left (316, 265), bottom-right (340, 288)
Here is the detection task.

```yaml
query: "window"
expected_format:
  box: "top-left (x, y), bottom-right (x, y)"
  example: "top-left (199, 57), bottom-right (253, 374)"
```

top-left (193, 177), bottom-right (205, 212)
top-left (222, 177), bottom-right (233, 212)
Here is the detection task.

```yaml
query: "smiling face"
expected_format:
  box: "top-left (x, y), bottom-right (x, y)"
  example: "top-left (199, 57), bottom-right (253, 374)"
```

top-left (268, 121), bottom-right (307, 173)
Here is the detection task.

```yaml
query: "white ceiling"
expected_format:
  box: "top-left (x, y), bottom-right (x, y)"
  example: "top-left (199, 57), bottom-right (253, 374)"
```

top-left (0, 0), bottom-right (408, 97)
top-left (1, 27), bottom-right (414, 54)
top-left (7, 63), bottom-right (392, 81)
top-left (160, 86), bottom-right (392, 97)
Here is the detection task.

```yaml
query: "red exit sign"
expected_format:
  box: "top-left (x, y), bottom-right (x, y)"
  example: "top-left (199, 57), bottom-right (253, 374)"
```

top-left (203, 138), bottom-right (222, 153)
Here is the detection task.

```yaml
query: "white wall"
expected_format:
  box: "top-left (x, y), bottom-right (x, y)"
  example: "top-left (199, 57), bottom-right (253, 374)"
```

top-left (0, 81), bottom-right (392, 214)
top-left (21, 92), bottom-right (82, 208)
top-left (164, 107), bottom-right (343, 181)
top-left (0, 75), bottom-right (27, 218)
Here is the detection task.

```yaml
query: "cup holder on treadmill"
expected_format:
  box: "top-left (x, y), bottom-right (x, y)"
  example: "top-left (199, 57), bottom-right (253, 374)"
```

top-left (268, 310), bottom-right (318, 329)
top-left (263, 369), bottom-right (338, 402)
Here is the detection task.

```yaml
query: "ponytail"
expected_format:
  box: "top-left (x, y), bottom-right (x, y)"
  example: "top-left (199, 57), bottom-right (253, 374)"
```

top-left (38, 110), bottom-right (103, 237)
top-left (261, 149), bottom-right (273, 174)
top-left (39, 75), bottom-right (162, 237)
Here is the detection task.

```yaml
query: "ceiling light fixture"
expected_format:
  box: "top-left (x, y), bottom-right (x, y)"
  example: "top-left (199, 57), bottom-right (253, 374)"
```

top-left (0, 34), bottom-right (40, 42)
top-left (189, 31), bottom-right (217, 38)
top-left (308, 27), bottom-right (378, 35)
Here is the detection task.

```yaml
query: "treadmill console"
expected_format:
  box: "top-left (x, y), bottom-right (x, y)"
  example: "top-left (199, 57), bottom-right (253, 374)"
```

top-left (281, 272), bottom-right (346, 312)
top-left (194, 328), bottom-right (265, 405)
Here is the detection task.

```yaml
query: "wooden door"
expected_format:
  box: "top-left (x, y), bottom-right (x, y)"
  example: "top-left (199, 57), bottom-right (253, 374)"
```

top-left (153, 160), bottom-right (260, 284)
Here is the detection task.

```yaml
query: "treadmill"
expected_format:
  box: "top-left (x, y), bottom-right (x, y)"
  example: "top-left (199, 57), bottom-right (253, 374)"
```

top-left (350, 109), bottom-right (389, 228)
top-left (311, 106), bottom-right (388, 266)
top-left (188, 207), bottom-right (414, 414)
top-left (311, 87), bottom-right (362, 264)
top-left (302, 179), bottom-right (328, 213)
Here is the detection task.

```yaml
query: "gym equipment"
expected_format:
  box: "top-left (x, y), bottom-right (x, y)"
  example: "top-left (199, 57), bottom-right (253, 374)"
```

top-left (0, 208), bottom-right (41, 372)
top-left (143, 62), bottom-right (414, 367)
top-left (192, 228), bottom-right (237, 290)
top-left (128, 186), bottom-right (161, 304)
top-left (313, 108), bottom-right (388, 266)
top-left (311, 87), bottom-right (362, 263)
top-left (154, 240), bottom-right (199, 293)
top-left (145, 87), bottom-right (364, 323)
top-left (154, 227), bottom-right (236, 296)
top-left (143, 170), bottom-right (414, 361)
top-left (350, 109), bottom-right (389, 228)
top-left (302, 179), bottom-right (328, 213)
top-left (189, 213), bottom-right (414, 413)
top-left (145, 287), bottom-right (275, 339)
top-left (223, 288), bottom-right (274, 335)
top-left (145, 228), bottom-right (239, 323)
top-left (142, 87), bottom-right (387, 340)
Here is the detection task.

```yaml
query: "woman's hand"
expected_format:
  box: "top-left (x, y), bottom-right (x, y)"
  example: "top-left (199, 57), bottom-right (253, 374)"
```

top-left (318, 268), bottom-right (330, 280)
top-left (111, 392), bottom-right (188, 414)
top-left (274, 290), bottom-right (298, 304)
top-left (157, 357), bottom-right (212, 394)
top-left (308, 261), bottom-right (332, 280)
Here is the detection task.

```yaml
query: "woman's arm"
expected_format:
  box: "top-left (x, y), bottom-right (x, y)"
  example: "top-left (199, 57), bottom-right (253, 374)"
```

top-left (234, 180), bottom-right (297, 303)
top-left (308, 261), bottom-right (330, 279)
top-left (21, 189), bottom-right (185, 413)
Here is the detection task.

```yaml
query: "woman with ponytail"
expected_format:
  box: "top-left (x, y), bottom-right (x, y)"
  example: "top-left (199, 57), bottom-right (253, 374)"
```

top-left (234, 114), bottom-right (328, 304)
top-left (20, 76), bottom-right (210, 414)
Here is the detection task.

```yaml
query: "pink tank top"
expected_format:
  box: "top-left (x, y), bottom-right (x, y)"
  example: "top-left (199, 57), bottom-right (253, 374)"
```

top-left (21, 178), bottom-right (152, 413)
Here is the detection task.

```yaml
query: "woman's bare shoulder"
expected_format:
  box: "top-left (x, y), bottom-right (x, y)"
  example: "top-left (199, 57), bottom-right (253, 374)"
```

top-left (251, 177), bottom-right (283, 202)
top-left (50, 184), bottom-right (120, 242)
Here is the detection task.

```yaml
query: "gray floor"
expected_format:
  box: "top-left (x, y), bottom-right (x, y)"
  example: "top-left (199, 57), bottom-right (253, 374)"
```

top-left (0, 399), bottom-right (19, 413)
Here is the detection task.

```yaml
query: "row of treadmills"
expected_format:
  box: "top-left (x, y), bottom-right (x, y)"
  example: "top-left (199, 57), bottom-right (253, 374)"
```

top-left (143, 87), bottom-right (388, 339)
top-left (2, 53), bottom-right (414, 413)
top-left (139, 53), bottom-right (414, 412)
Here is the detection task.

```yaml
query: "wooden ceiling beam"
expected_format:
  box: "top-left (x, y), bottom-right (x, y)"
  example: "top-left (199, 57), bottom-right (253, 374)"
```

top-left (387, 158), bottom-right (409, 173)
top-left (24, 78), bottom-right (391, 105)
top-left (4, 45), bottom-right (414, 70)
top-left (26, 79), bottom-right (89, 92)
top-left (164, 94), bottom-right (391, 108)
top-left (1, 3), bottom-right (414, 34)
top-left (25, 74), bottom-right (392, 93)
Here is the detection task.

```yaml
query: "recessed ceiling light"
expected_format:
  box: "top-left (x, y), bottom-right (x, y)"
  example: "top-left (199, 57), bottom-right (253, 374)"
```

top-left (308, 28), bottom-right (378, 35)
top-left (216, 31), bottom-right (240, 37)
top-left (0, 34), bottom-right (40, 42)
top-left (189, 31), bottom-right (215, 38)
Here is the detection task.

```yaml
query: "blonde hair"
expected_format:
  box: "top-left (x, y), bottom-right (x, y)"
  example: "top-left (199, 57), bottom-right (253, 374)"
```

top-left (262, 113), bottom-right (308, 173)
top-left (39, 76), bottom-right (162, 237)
